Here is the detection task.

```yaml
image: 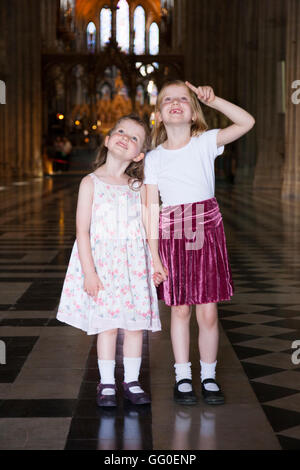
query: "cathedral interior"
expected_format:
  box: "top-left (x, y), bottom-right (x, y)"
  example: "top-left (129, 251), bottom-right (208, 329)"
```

top-left (0, 0), bottom-right (300, 451)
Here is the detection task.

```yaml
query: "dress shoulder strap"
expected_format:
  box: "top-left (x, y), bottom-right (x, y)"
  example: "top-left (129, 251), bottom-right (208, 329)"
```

top-left (88, 172), bottom-right (97, 183)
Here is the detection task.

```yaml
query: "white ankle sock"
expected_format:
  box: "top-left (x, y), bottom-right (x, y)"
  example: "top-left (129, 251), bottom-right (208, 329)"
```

top-left (124, 357), bottom-right (143, 393)
top-left (200, 360), bottom-right (219, 391)
top-left (98, 359), bottom-right (116, 395)
top-left (174, 362), bottom-right (192, 392)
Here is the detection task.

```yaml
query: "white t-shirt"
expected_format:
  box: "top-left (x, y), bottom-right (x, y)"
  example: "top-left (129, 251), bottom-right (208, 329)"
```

top-left (144, 129), bottom-right (224, 206)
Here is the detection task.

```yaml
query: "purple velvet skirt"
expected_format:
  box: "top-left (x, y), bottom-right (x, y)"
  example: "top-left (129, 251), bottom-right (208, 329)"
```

top-left (157, 197), bottom-right (234, 306)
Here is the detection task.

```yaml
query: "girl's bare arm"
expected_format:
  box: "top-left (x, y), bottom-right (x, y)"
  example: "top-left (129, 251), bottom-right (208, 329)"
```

top-left (144, 184), bottom-right (168, 284)
top-left (185, 81), bottom-right (255, 147)
top-left (76, 176), bottom-right (97, 276)
top-left (209, 96), bottom-right (255, 147)
top-left (144, 184), bottom-right (161, 263)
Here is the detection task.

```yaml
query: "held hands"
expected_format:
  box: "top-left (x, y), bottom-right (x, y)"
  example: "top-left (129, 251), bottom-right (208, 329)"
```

top-left (153, 260), bottom-right (168, 287)
top-left (84, 271), bottom-right (104, 300)
top-left (185, 81), bottom-right (216, 105)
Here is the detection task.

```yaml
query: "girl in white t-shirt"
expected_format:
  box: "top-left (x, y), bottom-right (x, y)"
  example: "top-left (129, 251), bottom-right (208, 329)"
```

top-left (145, 80), bottom-right (255, 405)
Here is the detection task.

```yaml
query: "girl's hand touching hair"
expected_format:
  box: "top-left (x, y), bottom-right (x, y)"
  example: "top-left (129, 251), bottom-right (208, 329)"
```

top-left (84, 271), bottom-right (104, 300)
top-left (185, 81), bottom-right (216, 105)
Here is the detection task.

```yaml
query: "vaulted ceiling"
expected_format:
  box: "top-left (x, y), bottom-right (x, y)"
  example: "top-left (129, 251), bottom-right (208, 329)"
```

top-left (75, 0), bottom-right (161, 23)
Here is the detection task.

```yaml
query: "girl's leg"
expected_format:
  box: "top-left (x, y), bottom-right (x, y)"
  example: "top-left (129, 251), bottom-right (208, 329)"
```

top-left (97, 328), bottom-right (118, 359)
top-left (196, 303), bottom-right (219, 364)
top-left (123, 329), bottom-right (143, 358)
top-left (123, 330), bottom-right (150, 404)
top-left (97, 329), bottom-right (118, 387)
top-left (171, 305), bottom-right (191, 363)
top-left (196, 303), bottom-right (224, 399)
top-left (171, 305), bottom-right (196, 400)
top-left (123, 329), bottom-right (143, 385)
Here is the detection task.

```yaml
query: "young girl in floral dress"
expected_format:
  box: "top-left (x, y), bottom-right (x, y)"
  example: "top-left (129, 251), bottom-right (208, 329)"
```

top-left (57, 114), bottom-right (161, 407)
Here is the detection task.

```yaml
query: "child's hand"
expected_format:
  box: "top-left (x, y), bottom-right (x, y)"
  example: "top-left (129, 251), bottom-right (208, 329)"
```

top-left (84, 272), bottom-right (104, 299)
top-left (153, 261), bottom-right (168, 287)
top-left (185, 81), bottom-right (216, 105)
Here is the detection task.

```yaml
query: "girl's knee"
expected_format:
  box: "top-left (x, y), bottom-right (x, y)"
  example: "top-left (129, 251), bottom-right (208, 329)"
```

top-left (204, 314), bottom-right (218, 329)
top-left (172, 305), bottom-right (191, 321)
top-left (124, 329), bottom-right (143, 337)
top-left (197, 305), bottom-right (218, 329)
top-left (99, 328), bottom-right (118, 337)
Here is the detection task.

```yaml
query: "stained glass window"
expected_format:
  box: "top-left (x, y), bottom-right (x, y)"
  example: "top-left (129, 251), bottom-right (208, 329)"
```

top-left (133, 6), bottom-right (145, 55)
top-left (116, 0), bottom-right (129, 53)
top-left (87, 22), bottom-right (96, 51)
top-left (149, 23), bottom-right (159, 55)
top-left (100, 8), bottom-right (112, 48)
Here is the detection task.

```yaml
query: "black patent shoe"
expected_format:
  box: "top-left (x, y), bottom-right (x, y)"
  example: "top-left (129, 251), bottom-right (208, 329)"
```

top-left (96, 383), bottom-right (117, 407)
top-left (201, 379), bottom-right (225, 405)
top-left (123, 381), bottom-right (151, 405)
top-left (174, 379), bottom-right (198, 405)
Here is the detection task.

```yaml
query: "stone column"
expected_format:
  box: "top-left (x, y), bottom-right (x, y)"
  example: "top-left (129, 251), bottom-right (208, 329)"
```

top-left (182, 0), bottom-right (239, 109)
top-left (253, 0), bottom-right (286, 189)
top-left (41, 0), bottom-right (58, 50)
top-left (0, 0), bottom-right (43, 179)
top-left (31, 0), bottom-right (43, 176)
top-left (129, 4), bottom-right (134, 54)
top-left (6, 0), bottom-right (19, 176)
top-left (282, 0), bottom-right (300, 199)
top-left (23, 0), bottom-right (31, 176)
top-left (182, 0), bottom-right (242, 180)
top-left (111, 3), bottom-right (117, 44)
top-left (95, 13), bottom-right (100, 52)
top-left (172, 0), bottom-right (181, 52)
top-left (0, 2), bottom-right (8, 181)
top-left (234, 0), bottom-right (259, 184)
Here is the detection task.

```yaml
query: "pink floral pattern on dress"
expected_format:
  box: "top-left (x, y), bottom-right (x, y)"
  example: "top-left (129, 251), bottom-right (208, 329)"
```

top-left (56, 173), bottom-right (161, 334)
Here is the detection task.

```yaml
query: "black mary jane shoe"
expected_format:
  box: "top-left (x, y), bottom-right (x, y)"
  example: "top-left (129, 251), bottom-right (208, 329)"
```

top-left (174, 379), bottom-right (198, 405)
top-left (123, 381), bottom-right (151, 405)
top-left (201, 378), bottom-right (225, 405)
top-left (96, 383), bottom-right (117, 408)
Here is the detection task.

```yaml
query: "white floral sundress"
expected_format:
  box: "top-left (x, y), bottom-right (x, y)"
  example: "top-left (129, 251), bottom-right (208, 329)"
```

top-left (56, 172), bottom-right (161, 335)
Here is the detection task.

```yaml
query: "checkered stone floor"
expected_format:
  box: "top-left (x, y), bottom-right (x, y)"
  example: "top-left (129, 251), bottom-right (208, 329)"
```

top-left (0, 176), bottom-right (300, 449)
top-left (218, 186), bottom-right (300, 450)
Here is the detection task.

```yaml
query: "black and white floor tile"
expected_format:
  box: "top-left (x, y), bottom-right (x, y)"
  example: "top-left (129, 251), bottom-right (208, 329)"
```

top-left (0, 175), bottom-right (299, 449)
top-left (218, 185), bottom-right (300, 450)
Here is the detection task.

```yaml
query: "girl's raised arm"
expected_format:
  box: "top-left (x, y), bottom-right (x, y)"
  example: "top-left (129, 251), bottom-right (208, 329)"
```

top-left (210, 96), bottom-right (255, 148)
top-left (185, 81), bottom-right (255, 147)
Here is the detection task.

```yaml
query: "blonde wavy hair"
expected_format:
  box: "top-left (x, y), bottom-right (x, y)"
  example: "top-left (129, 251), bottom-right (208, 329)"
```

top-left (93, 114), bottom-right (150, 190)
top-left (152, 80), bottom-right (208, 148)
